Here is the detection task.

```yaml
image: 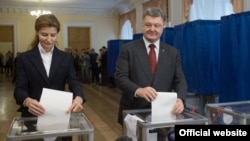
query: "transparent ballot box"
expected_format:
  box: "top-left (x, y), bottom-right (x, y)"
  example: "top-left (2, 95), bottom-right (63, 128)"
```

top-left (205, 100), bottom-right (250, 125)
top-left (123, 109), bottom-right (208, 141)
top-left (6, 113), bottom-right (94, 141)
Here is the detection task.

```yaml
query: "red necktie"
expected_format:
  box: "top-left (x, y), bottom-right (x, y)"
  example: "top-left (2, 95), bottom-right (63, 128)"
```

top-left (148, 44), bottom-right (157, 75)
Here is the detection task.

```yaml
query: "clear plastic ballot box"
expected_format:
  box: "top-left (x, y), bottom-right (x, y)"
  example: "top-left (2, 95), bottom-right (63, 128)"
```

top-left (6, 113), bottom-right (94, 141)
top-left (123, 109), bottom-right (208, 141)
top-left (206, 100), bottom-right (250, 125)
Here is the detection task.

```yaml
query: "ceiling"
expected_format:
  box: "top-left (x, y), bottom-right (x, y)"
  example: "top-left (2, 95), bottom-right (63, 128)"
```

top-left (0, 0), bottom-right (149, 16)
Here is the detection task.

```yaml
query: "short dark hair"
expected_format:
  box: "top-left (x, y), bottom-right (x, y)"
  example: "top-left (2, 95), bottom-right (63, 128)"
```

top-left (143, 7), bottom-right (166, 22)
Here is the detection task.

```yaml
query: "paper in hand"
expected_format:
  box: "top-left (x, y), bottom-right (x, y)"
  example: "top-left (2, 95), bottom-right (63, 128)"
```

top-left (151, 92), bottom-right (177, 122)
top-left (37, 88), bottom-right (73, 131)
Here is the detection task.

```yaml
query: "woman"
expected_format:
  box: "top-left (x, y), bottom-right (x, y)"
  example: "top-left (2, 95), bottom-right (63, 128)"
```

top-left (14, 14), bottom-right (86, 141)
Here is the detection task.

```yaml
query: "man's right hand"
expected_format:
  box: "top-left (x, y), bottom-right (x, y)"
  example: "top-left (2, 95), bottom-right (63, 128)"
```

top-left (135, 87), bottom-right (157, 102)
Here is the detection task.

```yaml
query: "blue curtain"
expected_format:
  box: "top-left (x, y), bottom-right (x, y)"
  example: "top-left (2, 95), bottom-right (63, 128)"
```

top-left (107, 39), bottom-right (132, 77)
top-left (161, 27), bottom-right (174, 46)
top-left (133, 33), bottom-right (143, 40)
top-left (174, 20), bottom-right (220, 95)
top-left (219, 11), bottom-right (250, 102)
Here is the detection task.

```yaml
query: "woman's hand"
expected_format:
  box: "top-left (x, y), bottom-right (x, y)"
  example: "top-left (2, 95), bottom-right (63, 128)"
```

top-left (67, 96), bottom-right (83, 113)
top-left (24, 97), bottom-right (45, 116)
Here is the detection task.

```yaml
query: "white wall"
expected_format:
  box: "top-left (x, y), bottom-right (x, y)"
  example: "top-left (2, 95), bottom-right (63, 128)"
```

top-left (169, 0), bottom-right (183, 26)
top-left (2, 0), bottom-right (249, 53)
top-left (135, 5), bottom-right (143, 34)
top-left (0, 12), bottom-right (119, 53)
top-left (0, 42), bottom-right (12, 55)
top-left (243, 0), bottom-right (250, 11)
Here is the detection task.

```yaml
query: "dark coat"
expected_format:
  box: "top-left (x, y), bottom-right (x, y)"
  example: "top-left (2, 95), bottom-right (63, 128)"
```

top-left (115, 38), bottom-right (187, 124)
top-left (14, 46), bottom-right (85, 117)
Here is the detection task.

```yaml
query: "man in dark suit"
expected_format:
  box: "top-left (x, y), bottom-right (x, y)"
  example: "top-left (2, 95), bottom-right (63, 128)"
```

top-left (115, 7), bottom-right (187, 125)
top-left (14, 14), bottom-right (86, 141)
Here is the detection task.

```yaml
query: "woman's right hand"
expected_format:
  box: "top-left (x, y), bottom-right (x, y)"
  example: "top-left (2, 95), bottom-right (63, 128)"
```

top-left (24, 98), bottom-right (45, 116)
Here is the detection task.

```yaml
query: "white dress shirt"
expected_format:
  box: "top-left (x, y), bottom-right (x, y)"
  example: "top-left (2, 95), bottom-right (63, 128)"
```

top-left (38, 43), bottom-right (54, 77)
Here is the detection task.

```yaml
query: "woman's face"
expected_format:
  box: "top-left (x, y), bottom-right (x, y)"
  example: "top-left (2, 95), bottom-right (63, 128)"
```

top-left (37, 27), bottom-right (58, 52)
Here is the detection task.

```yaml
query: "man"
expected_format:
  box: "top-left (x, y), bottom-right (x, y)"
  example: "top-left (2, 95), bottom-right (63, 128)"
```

top-left (115, 7), bottom-right (187, 125)
top-left (89, 48), bottom-right (99, 84)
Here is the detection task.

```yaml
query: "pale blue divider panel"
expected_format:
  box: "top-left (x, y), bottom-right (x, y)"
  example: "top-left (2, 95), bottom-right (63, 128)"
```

top-left (173, 20), bottom-right (221, 95)
top-left (219, 11), bottom-right (250, 102)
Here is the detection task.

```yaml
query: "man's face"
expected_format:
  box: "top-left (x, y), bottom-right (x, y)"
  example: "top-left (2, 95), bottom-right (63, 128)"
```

top-left (142, 16), bottom-right (164, 43)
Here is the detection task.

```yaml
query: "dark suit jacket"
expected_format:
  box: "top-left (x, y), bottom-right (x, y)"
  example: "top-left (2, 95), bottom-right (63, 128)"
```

top-left (14, 46), bottom-right (85, 117)
top-left (115, 39), bottom-right (187, 124)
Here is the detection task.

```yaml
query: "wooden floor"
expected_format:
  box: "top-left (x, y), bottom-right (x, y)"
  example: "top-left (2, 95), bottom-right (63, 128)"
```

top-left (0, 74), bottom-right (123, 141)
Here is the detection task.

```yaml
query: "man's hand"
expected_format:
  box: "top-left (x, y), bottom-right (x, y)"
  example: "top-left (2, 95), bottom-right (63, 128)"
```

top-left (171, 98), bottom-right (184, 114)
top-left (135, 87), bottom-right (157, 102)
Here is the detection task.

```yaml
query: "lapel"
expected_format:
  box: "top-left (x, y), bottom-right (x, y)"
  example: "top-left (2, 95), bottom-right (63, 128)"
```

top-left (153, 43), bottom-right (169, 85)
top-left (29, 46), bottom-right (62, 84)
top-left (29, 47), bottom-right (49, 84)
top-left (49, 47), bottom-right (62, 80)
top-left (135, 39), bottom-right (154, 81)
top-left (135, 40), bottom-right (170, 83)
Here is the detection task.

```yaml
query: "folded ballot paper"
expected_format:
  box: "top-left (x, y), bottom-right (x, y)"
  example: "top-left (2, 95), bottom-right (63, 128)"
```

top-left (37, 88), bottom-right (73, 141)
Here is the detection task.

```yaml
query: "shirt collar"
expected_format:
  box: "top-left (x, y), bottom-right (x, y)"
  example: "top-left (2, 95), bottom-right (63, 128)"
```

top-left (143, 37), bottom-right (160, 49)
top-left (38, 43), bottom-right (54, 54)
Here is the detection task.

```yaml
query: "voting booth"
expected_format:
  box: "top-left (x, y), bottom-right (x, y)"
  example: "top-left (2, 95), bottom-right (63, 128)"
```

top-left (123, 109), bottom-right (208, 141)
top-left (205, 101), bottom-right (250, 125)
top-left (6, 113), bottom-right (94, 141)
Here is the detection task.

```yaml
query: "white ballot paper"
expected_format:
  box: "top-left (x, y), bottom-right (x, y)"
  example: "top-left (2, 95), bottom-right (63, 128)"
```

top-left (151, 92), bottom-right (177, 122)
top-left (37, 88), bottom-right (73, 140)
